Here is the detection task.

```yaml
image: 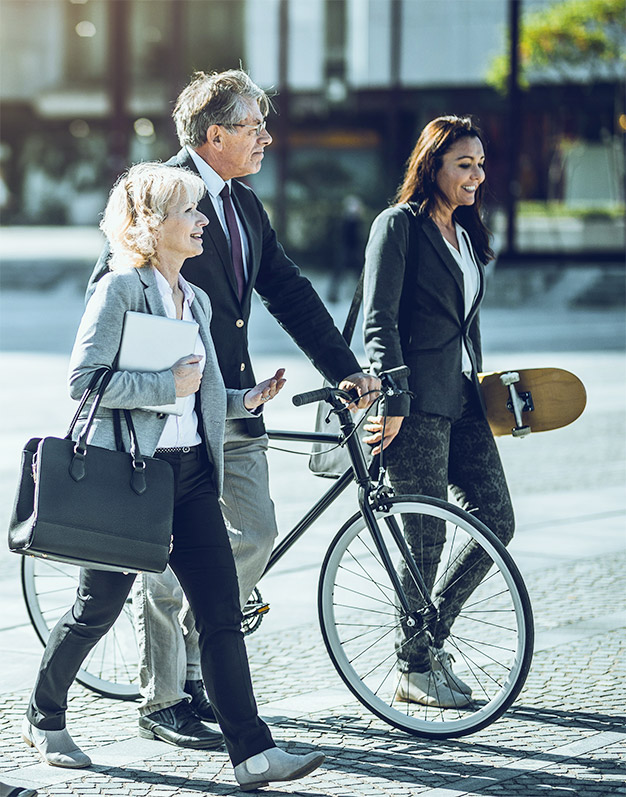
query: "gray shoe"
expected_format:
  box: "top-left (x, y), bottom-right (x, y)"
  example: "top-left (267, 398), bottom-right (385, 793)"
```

top-left (234, 746), bottom-right (325, 792)
top-left (429, 647), bottom-right (472, 696)
top-left (396, 671), bottom-right (470, 708)
top-left (21, 718), bottom-right (91, 769)
top-left (0, 782), bottom-right (38, 797)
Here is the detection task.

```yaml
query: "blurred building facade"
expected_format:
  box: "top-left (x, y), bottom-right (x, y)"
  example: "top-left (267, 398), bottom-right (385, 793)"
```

top-left (0, 0), bottom-right (623, 266)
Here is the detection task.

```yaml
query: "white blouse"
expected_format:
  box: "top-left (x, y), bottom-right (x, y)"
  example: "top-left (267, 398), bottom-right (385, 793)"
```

top-left (153, 268), bottom-right (206, 449)
top-left (442, 223), bottom-right (481, 378)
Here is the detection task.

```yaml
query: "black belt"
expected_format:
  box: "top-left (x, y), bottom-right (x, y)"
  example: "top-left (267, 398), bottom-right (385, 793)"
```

top-left (154, 445), bottom-right (199, 455)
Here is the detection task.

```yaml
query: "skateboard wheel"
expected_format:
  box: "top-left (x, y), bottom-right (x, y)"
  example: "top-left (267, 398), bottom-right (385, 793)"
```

top-left (511, 426), bottom-right (531, 438)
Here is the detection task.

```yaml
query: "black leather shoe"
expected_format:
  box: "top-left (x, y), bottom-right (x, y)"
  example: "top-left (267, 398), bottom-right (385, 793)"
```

top-left (138, 701), bottom-right (223, 750)
top-left (185, 679), bottom-right (217, 723)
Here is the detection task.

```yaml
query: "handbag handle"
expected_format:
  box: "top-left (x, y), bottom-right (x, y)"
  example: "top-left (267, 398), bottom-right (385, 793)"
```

top-left (64, 367), bottom-right (112, 439)
top-left (69, 371), bottom-right (148, 496)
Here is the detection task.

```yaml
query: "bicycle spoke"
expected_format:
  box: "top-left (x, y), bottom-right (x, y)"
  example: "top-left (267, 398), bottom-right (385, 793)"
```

top-left (319, 497), bottom-right (533, 738)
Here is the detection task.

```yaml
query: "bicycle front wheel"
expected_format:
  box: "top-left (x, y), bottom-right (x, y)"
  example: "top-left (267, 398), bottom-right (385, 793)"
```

top-left (318, 495), bottom-right (533, 738)
top-left (21, 557), bottom-right (141, 700)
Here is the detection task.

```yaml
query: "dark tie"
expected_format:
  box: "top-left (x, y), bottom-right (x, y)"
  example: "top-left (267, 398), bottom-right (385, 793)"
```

top-left (219, 184), bottom-right (245, 301)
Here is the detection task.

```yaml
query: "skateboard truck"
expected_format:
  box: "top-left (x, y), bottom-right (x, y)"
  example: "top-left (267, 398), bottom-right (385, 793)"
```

top-left (500, 372), bottom-right (534, 438)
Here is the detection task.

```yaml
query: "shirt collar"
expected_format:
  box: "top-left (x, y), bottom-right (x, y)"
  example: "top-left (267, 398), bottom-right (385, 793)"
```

top-left (153, 266), bottom-right (196, 306)
top-left (186, 146), bottom-right (231, 199)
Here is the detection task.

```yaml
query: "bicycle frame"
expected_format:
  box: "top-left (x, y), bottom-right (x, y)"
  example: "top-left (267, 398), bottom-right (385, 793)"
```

top-left (265, 397), bottom-right (436, 626)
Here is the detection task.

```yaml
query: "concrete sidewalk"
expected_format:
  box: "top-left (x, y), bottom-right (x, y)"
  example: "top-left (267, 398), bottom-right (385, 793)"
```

top-left (0, 282), bottom-right (625, 795)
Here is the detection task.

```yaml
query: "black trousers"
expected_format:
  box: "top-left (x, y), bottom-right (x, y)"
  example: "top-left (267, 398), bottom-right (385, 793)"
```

top-left (27, 446), bottom-right (274, 767)
top-left (386, 380), bottom-right (515, 672)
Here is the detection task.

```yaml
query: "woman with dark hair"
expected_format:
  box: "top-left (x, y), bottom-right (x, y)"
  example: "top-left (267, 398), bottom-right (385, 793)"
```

top-left (362, 115), bottom-right (515, 708)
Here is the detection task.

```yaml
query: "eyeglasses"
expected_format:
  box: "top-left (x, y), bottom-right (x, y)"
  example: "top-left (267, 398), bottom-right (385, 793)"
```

top-left (218, 120), bottom-right (268, 137)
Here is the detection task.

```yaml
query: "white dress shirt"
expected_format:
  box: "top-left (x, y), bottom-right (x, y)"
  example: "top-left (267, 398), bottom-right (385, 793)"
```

top-left (186, 146), bottom-right (250, 280)
top-left (443, 223), bottom-right (481, 378)
top-left (153, 267), bottom-right (205, 449)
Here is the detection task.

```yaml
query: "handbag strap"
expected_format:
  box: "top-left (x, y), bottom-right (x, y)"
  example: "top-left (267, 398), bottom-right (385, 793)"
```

top-left (65, 368), bottom-right (112, 439)
top-left (340, 269), bottom-right (364, 346)
top-left (69, 378), bottom-right (149, 496)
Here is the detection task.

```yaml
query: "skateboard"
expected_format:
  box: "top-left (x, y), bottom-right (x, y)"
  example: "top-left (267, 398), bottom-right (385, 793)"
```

top-left (478, 368), bottom-right (587, 438)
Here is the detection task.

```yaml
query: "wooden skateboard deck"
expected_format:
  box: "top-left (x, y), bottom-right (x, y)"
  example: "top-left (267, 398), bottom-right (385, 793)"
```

top-left (479, 368), bottom-right (587, 438)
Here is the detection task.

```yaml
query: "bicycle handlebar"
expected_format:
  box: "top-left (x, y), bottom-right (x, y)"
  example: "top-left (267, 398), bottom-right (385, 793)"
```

top-left (292, 387), bottom-right (334, 407)
top-left (291, 366), bottom-right (411, 408)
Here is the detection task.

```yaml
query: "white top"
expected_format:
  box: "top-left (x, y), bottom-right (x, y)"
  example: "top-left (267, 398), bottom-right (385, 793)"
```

top-left (153, 268), bottom-right (206, 448)
top-left (186, 146), bottom-right (250, 279)
top-left (442, 223), bottom-right (481, 378)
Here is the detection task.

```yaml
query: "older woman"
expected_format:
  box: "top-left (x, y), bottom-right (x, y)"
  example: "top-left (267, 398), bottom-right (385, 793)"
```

top-left (21, 162), bottom-right (324, 791)
top-left (362, 116), bottom-right (515, 709)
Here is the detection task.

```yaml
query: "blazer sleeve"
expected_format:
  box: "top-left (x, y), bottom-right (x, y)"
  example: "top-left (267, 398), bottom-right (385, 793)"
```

top-left (68, 272), bottom-right (177, 409)
top-left (362, 207), bottom-right (412, 416)
top-left (251, 196), bottom-right (362, 385)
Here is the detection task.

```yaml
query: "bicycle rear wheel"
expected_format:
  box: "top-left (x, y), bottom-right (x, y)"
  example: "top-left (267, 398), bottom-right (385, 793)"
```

top-left (318, 495), bottom-right (533, 738)
top-left (21, 557), bottom-right (140, 700)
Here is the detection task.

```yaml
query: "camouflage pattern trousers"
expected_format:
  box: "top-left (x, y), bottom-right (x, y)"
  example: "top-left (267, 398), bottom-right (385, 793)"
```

top-left (385, 380), bottom-right (515, 673)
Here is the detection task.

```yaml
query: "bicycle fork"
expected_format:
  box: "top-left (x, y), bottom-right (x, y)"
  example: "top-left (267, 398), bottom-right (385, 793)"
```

top-left (358, 487), bottom-right (438, 643)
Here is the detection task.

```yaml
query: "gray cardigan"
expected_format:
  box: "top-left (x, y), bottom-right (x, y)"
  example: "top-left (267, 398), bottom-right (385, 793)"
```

top-left (363, 204), bottom-right (485, 420)
top-left (68, 266), bottom-right (253, 496)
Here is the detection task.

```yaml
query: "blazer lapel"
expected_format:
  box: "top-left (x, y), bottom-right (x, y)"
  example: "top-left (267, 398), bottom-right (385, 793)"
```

top-left (189, 293), bottom-right (212, 358)
top-left (231, 181), bottom-right (259, 304)
top-left (176, 149), bottom-right (241, 302)
top-left (137, 267), bottom-right (167, 316)
top-left (458, 228), bottom-right (486, 327)
top-left (422, 217), bottom-right (465, 297)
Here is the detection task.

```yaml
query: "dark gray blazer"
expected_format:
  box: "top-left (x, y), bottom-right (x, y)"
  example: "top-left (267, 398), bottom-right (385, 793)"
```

top-left (88, 149), bottom-right (361, 436)
top-left (363, 204), bottom-right (485, 419)
top-left (70, 266), bottom-right (252, 496)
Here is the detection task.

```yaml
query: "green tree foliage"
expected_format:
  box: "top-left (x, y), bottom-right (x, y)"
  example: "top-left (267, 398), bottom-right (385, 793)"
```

top-left (487, 0), bottom-right (626, 92)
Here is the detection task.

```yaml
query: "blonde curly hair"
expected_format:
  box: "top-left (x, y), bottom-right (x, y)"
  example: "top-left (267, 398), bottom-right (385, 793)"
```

top-left (100, 162), bottom-right (206, 271)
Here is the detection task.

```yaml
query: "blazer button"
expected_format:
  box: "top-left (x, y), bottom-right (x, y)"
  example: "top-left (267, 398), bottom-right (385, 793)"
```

top-left (240, 362), bottom-right (246, 371)
top-left (157, 412), bottom-right (166, 420)
top-left (236, 319), bottom-right (244, 328)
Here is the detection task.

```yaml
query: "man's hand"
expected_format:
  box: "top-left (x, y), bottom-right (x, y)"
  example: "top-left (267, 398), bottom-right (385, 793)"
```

top-left (338, 371), bottom-right (381, 411)
top-left (363, 415), bottom-right (404, 455)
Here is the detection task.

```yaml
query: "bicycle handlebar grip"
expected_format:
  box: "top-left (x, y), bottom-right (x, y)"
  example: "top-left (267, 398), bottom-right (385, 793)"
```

top-left (292, 387), bottom-right (333, 407)
top-left (382, 365), bottom-right (410, 381)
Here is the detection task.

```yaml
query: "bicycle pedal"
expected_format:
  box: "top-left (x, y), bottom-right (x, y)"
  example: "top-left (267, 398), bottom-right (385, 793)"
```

top-left (244, 602), bottom-right (270, 617)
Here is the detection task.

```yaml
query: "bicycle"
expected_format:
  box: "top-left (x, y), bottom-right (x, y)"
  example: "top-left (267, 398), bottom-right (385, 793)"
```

top-left (21, 368), bottom-right (534, 738)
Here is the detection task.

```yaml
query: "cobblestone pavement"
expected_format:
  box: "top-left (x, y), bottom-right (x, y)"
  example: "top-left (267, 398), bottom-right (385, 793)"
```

top-left (1, 293), bottom-right (625, 795)
top-left (1, 564), bottom-right (625, 797)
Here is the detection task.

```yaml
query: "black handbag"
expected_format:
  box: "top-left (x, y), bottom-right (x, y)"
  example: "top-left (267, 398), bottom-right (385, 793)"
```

top-left (8, 369), bottom-right (174, 573)
top-left (309, 272), bottom-right (377, 478)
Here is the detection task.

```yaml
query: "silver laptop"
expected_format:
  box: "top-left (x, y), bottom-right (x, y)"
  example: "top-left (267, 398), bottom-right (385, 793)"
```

top-left (117, 311), bottom-right (200, 415)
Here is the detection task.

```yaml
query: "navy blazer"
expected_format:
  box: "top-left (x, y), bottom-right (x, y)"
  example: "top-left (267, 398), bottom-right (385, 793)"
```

top-left (363, 204), bottom-right (485, 420)
top-left (89, 149), bottom-right (360, 436)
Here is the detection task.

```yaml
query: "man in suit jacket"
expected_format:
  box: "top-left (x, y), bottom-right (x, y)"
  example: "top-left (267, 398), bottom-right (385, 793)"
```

top-left (89, 69), bottom-right (378, 749)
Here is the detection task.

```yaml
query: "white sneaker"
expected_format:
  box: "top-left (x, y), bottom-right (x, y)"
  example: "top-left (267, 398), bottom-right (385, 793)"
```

top-left (396, 671), bottom-right (470, 708)
top-left (429, 647), bottom-right (472, 697)
top-left (21, 718), bottom-right (91, 769)
top-left (234, 746), bottom-right (325, 792)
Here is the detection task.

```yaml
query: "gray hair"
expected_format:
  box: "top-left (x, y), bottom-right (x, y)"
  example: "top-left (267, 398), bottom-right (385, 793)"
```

top-left (173, 69), bottom-right (272, 149)
top-left (100, 162), bottom-right (206, 271)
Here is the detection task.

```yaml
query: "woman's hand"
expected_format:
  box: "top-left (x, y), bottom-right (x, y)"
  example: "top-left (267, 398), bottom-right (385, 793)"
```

top-left (244, 368), bottom-right (287, 411)
top-left (172, 354), bottom-right (203, 397)
top-left (363, 415), bottom-right (404, 455)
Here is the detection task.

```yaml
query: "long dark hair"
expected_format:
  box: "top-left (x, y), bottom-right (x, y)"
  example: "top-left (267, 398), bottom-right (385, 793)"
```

top-left (395, 115), bottom-right (494, 263)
